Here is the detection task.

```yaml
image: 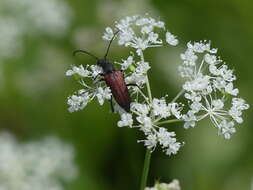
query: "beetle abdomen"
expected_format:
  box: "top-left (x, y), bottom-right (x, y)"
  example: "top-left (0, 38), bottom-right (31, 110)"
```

top-left (104, 71), bottom-right (131, 112)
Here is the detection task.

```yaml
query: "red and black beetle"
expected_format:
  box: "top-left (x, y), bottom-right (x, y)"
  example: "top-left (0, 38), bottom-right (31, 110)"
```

top-left (73, 31), bottom-right (131, 112)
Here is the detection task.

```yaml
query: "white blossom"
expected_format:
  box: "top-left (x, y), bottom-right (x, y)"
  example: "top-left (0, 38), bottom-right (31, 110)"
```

top-left (103, 15), bottom-right (178, 56)
top-left (70, 15), bottom-right (183, 155)
top-left (0, 132), bottom-right (77, 190)
top-left (218, 120), bottom-right (236, 139)
top-left (66, 65), bottom-right (90, 77)
top-left (229, 98), bottom-right (249, 123)
top-left (117, 113), bottom-right (133, 127)
top-left (102, 27), bottom-right (114, 41)
top-left (180, 41), bottom-right (249, 139)
top-left (137, 115), bottom-right (153, 133)
top-left (131, 103), bottom-right (150, 115)
top-left (66, 63), bottom-right (111, 111)
top-left (67, 15), bottom-right (249, 156)
top-left (166, 31), bottom-right (179, 46)
top-left (96, 87), bottom-right (111, 105)
top-left (0, 0), bottom-right (72, 59)
top-left (152, 98), bottom-right (170, 118)
top-left (168, 103), bottom-right (182, 119)
top-left (145, 179), bottom-right (181, 190)
top-left (67, 93), bottom-right (89, 112)
top-left (121, 56), bottom-right (134, 70)
top-left (129, 99), bottom-right (182, 154)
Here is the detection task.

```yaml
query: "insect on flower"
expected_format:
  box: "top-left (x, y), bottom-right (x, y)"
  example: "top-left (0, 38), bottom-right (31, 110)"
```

top-left (72, 31), bottom-right (132, 112)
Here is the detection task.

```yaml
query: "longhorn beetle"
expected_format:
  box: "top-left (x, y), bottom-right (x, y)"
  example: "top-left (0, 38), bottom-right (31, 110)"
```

top-left (73, 31), bottom-right (133, 112)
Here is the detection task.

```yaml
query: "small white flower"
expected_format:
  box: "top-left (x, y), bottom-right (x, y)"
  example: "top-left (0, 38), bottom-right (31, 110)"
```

top-left (96, 87), bottom-right (111, 105)
top-left (156, 128), bottom-right (182, 155)
top-left (183, 111), bottom-right (197, 129)
top-left (125, 72), bottom-right (147, 86)
top-left (157, 128), bottom-right (175, 148)
top-left (102, 27), bottom-right (114, 41)
top-left (183, 74), bottom-right (210, 92)
top-left (204, 53), bottom-right (219, 65)
top-left (225, 83), bottom-right (239, 96)
top-left (135, 61), bottom-right (151, 74)
top-left (90, 65), bottom-right (103, 78)
top-left (137, 115), bottom-right (153, 133)
top-left (143, 134), bottom-right (157, 149)
top-left (165, 141), bottom-right (182, 156)
top-left (117, 113), bottom-right (133, 127)
top-left (219, 120), bottom-right (236, 139)
top-left (121, 56), bottom-right (134, 70)
top-left (146, 179), bottom-right (181, 190)
top-left (66, 65), bottom-right (90, 77)
top-left (148, 32), bottom-right (162, 44)
top-left (166, 31), bottom-right (179, 46)
top-left (168, 103), bottom-right (182, 119)
top-left (67, 93), bottom-right (89, 112)
top-left (131, 103), bottom-right (150, 115)
top-left (229, 98), bottom-right (249, 123)
top-left (152, 98), bottom-right (170, 118)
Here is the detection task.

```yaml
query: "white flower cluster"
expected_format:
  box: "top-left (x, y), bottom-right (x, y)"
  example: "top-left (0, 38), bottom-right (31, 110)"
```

top-left (103, 15), bottom-right (178, 55)
top-left (68, 15), bottom-right (182, 155)
top-left (66, 65), bottom-right (111, 112)
top-left (118, 99), bottom-right (183, 155)
top-left (145, 179), bottom-right (181, 190)
top-left (0, 0), bottom-right (72, 59)
top-left (116, 55), bottom-right (150, 86)
top-left (67, 15), bottom-right (249, 156)
top-left (0, 132), bottom-right (78, 190)
top-left (179, 41), bottom-right (249, 139)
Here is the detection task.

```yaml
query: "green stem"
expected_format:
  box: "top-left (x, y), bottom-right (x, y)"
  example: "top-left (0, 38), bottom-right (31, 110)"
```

top-left (155, 119), bottom-right (183, 126)
top-left (140, 149), bottom-right (152, 190)
top-left (140, 51), bottom-right (153, 102)
top-left (171, 89), bottom-right (185, 103)
top-left (146, 74), bottom-right (153, 102)
top-left (139, 50), bottom-right (153, 190)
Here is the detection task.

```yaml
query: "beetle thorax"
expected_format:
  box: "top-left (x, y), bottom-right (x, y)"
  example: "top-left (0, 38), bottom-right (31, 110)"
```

top-left (97, 59), bottom-right (114, 73)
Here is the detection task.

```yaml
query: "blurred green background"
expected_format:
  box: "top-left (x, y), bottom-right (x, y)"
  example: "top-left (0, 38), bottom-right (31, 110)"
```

top-left (0, 0), bottom-right (252, 189)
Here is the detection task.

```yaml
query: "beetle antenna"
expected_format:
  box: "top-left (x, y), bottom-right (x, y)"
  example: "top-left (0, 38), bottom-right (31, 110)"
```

top-left (104, 30), bottom-right (120, 59)
top-left (73, 49), bottom-right (99, 60)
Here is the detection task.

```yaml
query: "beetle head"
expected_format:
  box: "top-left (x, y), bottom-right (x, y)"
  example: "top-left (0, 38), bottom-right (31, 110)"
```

top-left (97, 59), bottom-right (114, 73)
top-left (97, 59), bottom-right (109, 67)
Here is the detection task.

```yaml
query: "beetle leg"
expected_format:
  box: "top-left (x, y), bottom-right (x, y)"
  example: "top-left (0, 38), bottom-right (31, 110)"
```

top-left (127, 83), bottom-right (141, 90)
top-left (110, 96), bottom-right (114, 113)
top-left (93, 73), bottom-right (104, 81)
top-left (93, 73), bottom-right (105, 85)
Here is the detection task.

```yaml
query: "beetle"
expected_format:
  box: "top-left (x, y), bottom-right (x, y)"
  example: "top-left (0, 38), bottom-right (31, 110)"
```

top-left (73, 31), bottom-right (132, 112)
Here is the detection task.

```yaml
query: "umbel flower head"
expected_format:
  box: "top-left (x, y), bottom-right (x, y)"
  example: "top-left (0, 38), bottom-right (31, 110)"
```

top-left (66, 15), bottom-right (249, 156)
top-left (179, 41), bottom-right (249, 139)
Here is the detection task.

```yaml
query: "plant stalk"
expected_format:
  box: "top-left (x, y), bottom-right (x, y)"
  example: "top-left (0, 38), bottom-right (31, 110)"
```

top-left (155, 119), bottom-right (182, 126)
top-left (140, 149), bottom-right (152, 190)
top-left (139, 50), bottom-right (153, 190)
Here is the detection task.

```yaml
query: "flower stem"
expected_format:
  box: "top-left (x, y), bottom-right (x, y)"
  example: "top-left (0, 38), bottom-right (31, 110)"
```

top-left (139, 50), bottom-right (153, 190)
top-left (140, 51), bottom-right (153, 102)
top-left (171, 89), bottom-right (185, 103)
top-left (155, 119), bottom-right (182, 126)
top-left (146, 75), bottom-right (153, 102)
top-left (140, 149), bottom-right (152, 190)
